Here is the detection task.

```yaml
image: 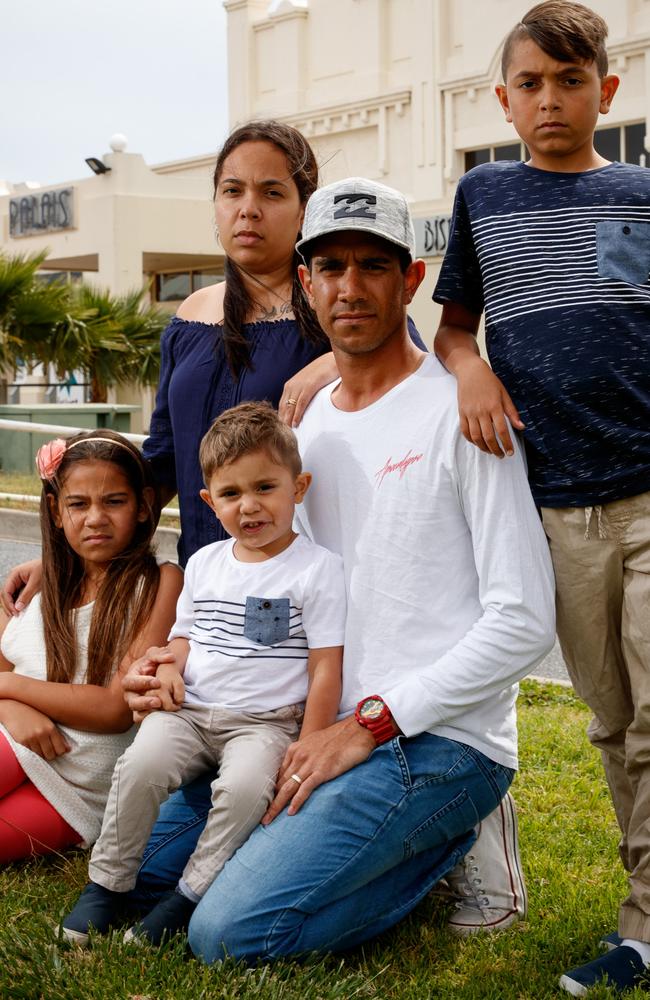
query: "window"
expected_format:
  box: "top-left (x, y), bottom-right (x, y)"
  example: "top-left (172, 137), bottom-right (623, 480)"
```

top-left (36, 271), bottom-right (83, 285)
top-left (593, 127), bottom-right (620, 162)
top-left (465, 122), bottom-right (648, 173)
top-left (192, 271), bottom-right (223, 291)
top-left (624, 123), bottom-right (646, 166)
top-left (493, 143), bottom-right (522, 162)
top-left (157, 273), bottom-right (191, 302)
top-left (464, 143), bottom-right (526, 172)
top-left (594, 123), bottom-right (650, 166)
top-left (155, 270), bottom-right (224, 302)
top-left (464, 148), bottom-right (491, 171)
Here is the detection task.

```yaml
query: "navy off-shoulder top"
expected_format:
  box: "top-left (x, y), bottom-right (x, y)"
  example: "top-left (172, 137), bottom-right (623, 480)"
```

top-left (144, 315), bottom-right (426, 566)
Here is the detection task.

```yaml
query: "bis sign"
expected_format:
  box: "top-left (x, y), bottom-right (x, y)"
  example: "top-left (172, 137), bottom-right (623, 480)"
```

top-left (10, 188), bottom-right (75, 238)
top-left (413, 215), bottom-right (452, 258)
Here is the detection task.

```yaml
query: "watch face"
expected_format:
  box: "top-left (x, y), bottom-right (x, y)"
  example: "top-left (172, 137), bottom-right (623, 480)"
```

top-left (360, 697), bottom-right (385, 720)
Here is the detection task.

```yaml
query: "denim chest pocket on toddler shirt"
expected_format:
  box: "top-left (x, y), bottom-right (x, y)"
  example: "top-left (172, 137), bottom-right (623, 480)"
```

top-left (243, 597), bottom-right (291, 645)
top-left (596, 220), bottom-right (650, 286)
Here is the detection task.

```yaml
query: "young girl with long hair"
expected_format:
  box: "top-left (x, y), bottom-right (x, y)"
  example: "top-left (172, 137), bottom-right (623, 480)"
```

top-left (0, 430), bottom-right (182, 861)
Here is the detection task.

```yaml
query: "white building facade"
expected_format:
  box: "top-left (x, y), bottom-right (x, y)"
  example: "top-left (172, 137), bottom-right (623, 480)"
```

top-left (1, 0), bottom-right (649, 422)
top-left (224, 0), bottom-right (650, 334)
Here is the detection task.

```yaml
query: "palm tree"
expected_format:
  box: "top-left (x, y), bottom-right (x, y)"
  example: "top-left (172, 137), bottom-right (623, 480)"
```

top-left (0, 251), bottom-right (71, 375)
top-left (0, 251), bottom-right (168, 402)
top-left (66, 284), bottom-right (168, 402)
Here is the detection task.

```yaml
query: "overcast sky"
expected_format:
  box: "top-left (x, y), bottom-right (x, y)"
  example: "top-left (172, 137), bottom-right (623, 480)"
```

top-left (1, 0), bottom-right (229, 185)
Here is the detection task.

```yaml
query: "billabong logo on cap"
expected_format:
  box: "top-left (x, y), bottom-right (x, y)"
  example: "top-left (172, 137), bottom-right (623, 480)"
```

top-left (333, 193), bottom-right (377, 220)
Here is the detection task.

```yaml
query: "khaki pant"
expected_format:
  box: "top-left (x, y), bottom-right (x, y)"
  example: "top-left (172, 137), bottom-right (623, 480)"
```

top-left (542, 491), bottom-right (650, 940)
top-left (90, 702), bottom-right (302, 898)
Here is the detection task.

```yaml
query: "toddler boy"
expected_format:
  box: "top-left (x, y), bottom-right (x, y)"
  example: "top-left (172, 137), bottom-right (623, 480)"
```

top-left (62, 401), bottom-right (345, 946)
top-left (434, 1), bottom-right (650, 994)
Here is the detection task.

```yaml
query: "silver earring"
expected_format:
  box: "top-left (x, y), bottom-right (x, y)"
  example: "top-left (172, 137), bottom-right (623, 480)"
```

top-left (213, 221), bottom-right (220, 245)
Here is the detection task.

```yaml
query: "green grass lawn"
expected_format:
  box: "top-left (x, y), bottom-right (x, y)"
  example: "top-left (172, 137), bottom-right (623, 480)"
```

top-left (0, 681), bottom-right (642, 1000)
top-left (0, 470), bottom-right (43, 504)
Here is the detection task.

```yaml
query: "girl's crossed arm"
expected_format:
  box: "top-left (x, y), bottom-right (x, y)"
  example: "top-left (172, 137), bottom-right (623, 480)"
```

top-left (0, 563), bottom-right (183, 735)
top-left (0, 610), bottom-right (70, 759)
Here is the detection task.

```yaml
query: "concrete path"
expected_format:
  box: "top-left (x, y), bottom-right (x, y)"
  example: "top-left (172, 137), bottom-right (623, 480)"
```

top-left (532, 638), bottom-right (570, 686)
top-left (0, 539), bottom-right (41, 586)
top-left (0, 508), bottom-right (180, 561)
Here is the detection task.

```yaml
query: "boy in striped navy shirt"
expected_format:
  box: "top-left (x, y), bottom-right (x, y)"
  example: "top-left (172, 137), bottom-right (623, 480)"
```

top-left (434, 2), bottom-right (650, 994)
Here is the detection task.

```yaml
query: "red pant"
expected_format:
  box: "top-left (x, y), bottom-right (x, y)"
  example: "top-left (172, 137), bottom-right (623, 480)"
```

top-left (0, 733), bottom-right (81, 862)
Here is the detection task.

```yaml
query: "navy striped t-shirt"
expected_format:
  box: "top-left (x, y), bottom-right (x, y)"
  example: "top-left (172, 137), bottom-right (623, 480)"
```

top-left (434, 160), bottom-right (650, 507)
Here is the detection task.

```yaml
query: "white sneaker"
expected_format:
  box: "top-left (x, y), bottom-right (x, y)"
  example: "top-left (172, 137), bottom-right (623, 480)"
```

top-left (442, 792), bottom-right (527, 936)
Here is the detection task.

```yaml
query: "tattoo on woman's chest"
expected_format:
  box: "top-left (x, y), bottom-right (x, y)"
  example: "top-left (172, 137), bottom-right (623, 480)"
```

top-left (252, 300), bottom-right (293, 322)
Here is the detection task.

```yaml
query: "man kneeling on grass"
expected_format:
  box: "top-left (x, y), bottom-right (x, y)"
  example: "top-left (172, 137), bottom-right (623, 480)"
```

top-left (117, 177), bottom-right (556, 962)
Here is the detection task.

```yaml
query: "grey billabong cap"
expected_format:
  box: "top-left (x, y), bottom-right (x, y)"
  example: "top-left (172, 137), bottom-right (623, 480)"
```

top-left (296, 177), bottom-right (416, 262)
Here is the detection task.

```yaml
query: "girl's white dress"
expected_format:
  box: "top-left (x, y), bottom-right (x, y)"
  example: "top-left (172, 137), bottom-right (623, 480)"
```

top-left (0, 595), bottom-right (135, 846)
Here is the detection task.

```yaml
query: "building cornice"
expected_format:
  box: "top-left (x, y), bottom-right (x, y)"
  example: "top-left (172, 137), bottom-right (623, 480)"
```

top-left (280, 89), bottom-right (411, 135)
top-left (223, 0), bottom-right (267, 12)
top-left (150, 92), bottom-right (413, 178)
top-left (254, 7), bottom-right (308, 30)
top-left (438, 36), bottom-right (650, 91)
top-left (278, 90), bottom-right (411, 177)
top-left (152, 154), bottom-right (217, 176)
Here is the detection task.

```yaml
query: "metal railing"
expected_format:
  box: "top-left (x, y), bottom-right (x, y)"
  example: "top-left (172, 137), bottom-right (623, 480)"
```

top-left (0, 419), bottom-right (179, 521)
top-left (0, 493), bottom-right (180, 519)
top-left (0, 418), bottom-right (146, 445)
top-left (5, 382), bottom-right (92, 405)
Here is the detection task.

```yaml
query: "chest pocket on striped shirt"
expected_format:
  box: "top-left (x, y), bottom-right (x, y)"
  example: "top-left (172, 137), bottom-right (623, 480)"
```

top-left (596, 220), bottom-right (650, 286)
top-left (243, 597), bottom-right (291, 645)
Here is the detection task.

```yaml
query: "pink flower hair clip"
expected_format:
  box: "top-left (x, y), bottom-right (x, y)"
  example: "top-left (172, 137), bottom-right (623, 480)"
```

top-left (35, 438), bottom-right (67, 480)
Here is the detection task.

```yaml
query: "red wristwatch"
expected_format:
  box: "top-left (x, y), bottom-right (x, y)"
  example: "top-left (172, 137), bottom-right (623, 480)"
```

top-left (354, 695), bottom-right (396, 746)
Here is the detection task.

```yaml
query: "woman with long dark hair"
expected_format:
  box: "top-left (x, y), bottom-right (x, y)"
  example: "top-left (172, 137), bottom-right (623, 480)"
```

top-left (144, 120), bottom-right (334, 565)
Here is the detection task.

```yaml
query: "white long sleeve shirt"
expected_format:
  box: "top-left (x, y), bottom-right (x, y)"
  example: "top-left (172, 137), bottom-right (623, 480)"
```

top-left (294, 354), bottom-right (555, 769)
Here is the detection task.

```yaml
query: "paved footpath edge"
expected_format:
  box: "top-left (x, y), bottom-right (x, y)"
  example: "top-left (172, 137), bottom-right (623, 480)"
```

top-left (0, 508), bottom-right (180, 563)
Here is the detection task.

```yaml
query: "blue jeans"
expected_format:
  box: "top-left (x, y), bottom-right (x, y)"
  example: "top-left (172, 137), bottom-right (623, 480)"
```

top-left (133, 733), bottom-right (513, 962)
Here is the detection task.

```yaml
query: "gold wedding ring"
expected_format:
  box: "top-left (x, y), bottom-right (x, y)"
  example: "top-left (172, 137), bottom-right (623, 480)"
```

top-left (286, 398), bottom-right (297, 406)
top-left (290, 773), bottom-right (302, 785)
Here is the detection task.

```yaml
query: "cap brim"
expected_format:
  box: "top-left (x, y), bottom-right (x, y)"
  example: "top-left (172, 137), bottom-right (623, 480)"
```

top-left (297, 223), bottom-right (414, 262)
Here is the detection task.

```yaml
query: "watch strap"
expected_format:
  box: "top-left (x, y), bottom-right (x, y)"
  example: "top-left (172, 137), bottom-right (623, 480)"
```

top-left (355, 695), bottom-right (396, 746)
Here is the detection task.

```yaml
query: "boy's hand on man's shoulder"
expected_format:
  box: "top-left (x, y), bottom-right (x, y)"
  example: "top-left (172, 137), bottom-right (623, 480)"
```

top-left (455, 354), bottom-right (524, 458)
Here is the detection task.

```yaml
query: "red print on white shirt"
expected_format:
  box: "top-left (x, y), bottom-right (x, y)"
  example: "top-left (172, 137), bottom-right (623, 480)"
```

top-left (375, 449), bottom-right (423, 487)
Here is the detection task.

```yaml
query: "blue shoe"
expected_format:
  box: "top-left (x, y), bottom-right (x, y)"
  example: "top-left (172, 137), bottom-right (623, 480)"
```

top-left (60, 882), bottom-right (128, 947)
top-left (123, 888), bottom-right (196, 946)
top-left (559, 946), bottom-right (648, 996)
top-left (599, 931), bottom-right (623, 952)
